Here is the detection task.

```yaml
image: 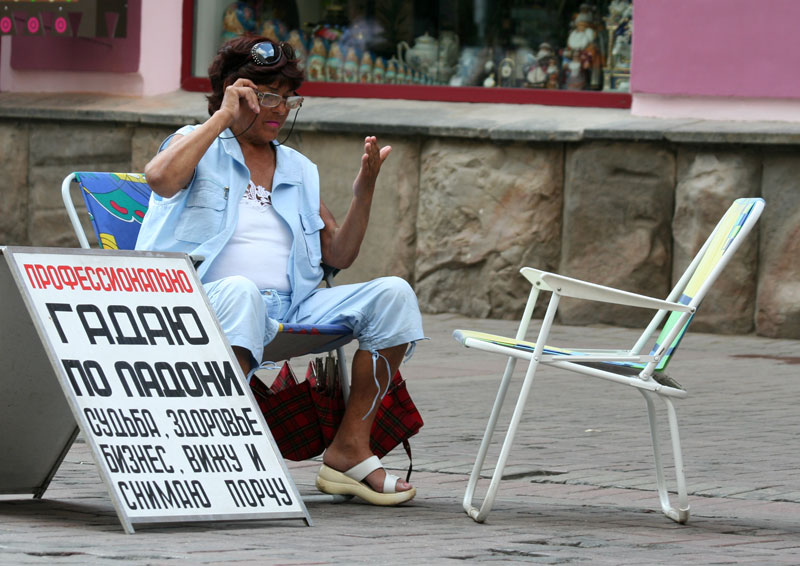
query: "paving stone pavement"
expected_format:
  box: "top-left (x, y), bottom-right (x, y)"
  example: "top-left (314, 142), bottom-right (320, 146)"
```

top-left (2, 313), bottom-right (799, 565)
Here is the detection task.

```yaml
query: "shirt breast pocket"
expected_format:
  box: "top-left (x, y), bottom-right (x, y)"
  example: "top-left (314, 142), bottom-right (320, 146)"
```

top-left (175, 180), bottom-right (228, 244)
top-left (300, 212), bottom-right (325, 267)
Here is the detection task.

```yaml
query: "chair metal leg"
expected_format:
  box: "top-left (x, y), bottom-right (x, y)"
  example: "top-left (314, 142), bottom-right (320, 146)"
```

top-left (463, 294), bottom-right (560, 523)
top-left (462, 355), bottom-right (519, 521)
top-left (642, 391), bottom-right (690, 523)
top-left (336, 345), bottom-right (350, 403)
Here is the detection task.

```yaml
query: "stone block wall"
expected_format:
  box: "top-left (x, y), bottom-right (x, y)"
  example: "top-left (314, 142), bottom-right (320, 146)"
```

top-left (415, 139), bottom-right (563, 319)
top-left (560, 142), bottom-right (675, 328)
top-left (758, 150), bottom-right (800, 338)
top-left (673, 149), bottom-right (762, 334)
top-left (1, 118), bottom-right (797, 339)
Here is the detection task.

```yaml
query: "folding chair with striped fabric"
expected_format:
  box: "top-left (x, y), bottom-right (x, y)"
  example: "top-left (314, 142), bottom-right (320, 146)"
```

top-left (61, 169), bottom-right (354, 370)
top-left (453, 197), bottom-right (765, 524)
top-left (61, 172), bottom-right (355, 482)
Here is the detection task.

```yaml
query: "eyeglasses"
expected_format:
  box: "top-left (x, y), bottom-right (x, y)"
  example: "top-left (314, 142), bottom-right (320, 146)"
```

top-left (253, 90), bottom-right (304, 110)
top-left (250, 41), bottom-right (283, 67)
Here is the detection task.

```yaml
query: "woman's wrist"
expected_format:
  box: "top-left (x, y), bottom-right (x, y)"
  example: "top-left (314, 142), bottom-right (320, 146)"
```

top-left (210, 108), bottom-right (236, 135)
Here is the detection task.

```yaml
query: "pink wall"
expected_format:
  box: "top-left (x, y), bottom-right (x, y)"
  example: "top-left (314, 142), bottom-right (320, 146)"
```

top-left (0, 0), bottom-right (181, 96)
top-left (10, 2), bottom-right (141, 73)
top-left (632, 0), bottom-right (800, 99)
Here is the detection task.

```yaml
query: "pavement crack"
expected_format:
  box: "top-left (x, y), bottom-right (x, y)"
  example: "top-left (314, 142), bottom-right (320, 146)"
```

top-left (25, 551), bottom-right (87, 557)
top-left (503, 469), bottom-right (567, 480)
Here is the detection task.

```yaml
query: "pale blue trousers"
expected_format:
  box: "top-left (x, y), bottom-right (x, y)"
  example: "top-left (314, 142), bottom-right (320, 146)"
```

top-left (203, 275), bottom-right (425, 367)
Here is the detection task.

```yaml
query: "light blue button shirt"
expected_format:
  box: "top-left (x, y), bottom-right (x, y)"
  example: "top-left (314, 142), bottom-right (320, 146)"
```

top-left (135, 126), bottom-right (326, 321)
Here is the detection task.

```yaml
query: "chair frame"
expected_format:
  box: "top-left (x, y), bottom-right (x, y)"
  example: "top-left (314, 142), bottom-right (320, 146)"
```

top-left (455, 198), bottom-right (765, 524)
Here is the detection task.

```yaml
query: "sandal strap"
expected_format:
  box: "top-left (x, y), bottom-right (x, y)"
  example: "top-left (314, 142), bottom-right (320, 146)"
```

top-left (383, 472), bottom-right (402, 494)
top-left (344, 455), bottom-right (382, 482)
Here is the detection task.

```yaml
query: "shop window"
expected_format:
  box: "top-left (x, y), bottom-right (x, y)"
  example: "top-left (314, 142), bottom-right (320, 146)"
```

top-left (182, 0), bottom-right (632, 108)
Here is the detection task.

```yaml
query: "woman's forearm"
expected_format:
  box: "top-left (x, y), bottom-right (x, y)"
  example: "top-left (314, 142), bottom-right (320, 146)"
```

top-left (323, 195), bottom-right (373, 268)
top-left (144, 110), bottom-right (233, 198)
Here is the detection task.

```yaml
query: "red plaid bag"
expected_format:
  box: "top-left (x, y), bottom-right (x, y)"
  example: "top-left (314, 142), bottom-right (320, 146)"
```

top-left (249, 362), bottom-right (325, 461)
top-left (306, 357), bottom-right (345, 447)
top-left (250, 360), bottom-right (424, 476)
top-left (370, 371), bottom-right (423, 459)
top-left (369, 371), bottom-right (424, 481)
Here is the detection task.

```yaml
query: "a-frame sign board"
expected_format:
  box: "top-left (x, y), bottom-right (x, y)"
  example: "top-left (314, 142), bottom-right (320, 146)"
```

top-left (0, 247), bottom-right (310, 533)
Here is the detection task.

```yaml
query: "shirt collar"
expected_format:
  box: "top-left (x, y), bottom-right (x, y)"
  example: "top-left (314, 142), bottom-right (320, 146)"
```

top-left (218, 135), bottom-right (302, 185)
top-left (273, 143), bottom-right (302, 186)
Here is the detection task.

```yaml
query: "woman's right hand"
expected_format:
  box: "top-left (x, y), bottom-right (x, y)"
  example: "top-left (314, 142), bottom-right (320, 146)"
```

top-left (145, 78), bottom-right (262, 198)
top-left (217, 78), bottom-right (261, 126)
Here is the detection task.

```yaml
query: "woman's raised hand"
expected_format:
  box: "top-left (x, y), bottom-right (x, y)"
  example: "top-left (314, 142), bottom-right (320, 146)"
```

top-left (353, 136), bottom-right (392, 200)
top-left (218, 78), bottom-right (261, 126)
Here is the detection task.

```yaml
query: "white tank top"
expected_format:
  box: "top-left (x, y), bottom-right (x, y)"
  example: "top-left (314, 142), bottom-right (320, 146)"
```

top-left (204, 180), bottom-right (293, 291)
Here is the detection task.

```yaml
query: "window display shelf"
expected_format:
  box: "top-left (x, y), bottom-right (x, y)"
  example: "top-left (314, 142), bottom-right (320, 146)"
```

top-left (181, 0), bottom-right (632, 109)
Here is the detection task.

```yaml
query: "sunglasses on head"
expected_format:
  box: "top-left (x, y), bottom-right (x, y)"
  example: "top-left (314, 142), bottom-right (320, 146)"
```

top-left (250, 41), bottom-right (283, 66)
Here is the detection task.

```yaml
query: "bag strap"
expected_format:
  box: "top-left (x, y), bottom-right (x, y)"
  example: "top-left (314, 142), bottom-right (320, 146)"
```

top-left (402, 439), bottom-right (413, 482)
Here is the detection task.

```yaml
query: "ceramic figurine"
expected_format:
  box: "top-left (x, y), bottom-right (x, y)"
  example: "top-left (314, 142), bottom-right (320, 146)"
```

top-left (385, 57), bottom-right (398, 84)
top-left (261, 18), bottom-right (287, 42)
top-left (563, 50), bottom-right (585, 90)
top-left (325, 41), bottom-right (344, 82)
top-left (498, 57), bottom-right (515, 88)
top-left (584, 42), bottom-right (603, 89)
top-left (482, 60), bottom-right (496, 88)
top-left (358, 51), bottom-right (373, 83)
top-left (343, 47), bottom-right (359, 82)
top-left (449, 46), bottom-right (482, 87)
top-left (429, 57), bottom-right (455, 84)
top-left (567, 5), bottom-right (597, 53)
top-left (607, 0), bottom-right (632, 26)
top-left (307, 36), bottom-right (327, 82)
top-left (526, 46), bottom-right (554, 88)
top-left (566, 4), bottom-right (604, 89)
top-left (438, 31), bottom-right (460, 67)
top-left (286, 29), bottom-right (307, 71)
top-left (545, 57), bottom-right (560, 89)
top-left (372, 57), bottom-right (385, 84)
top-left (536, 42), bottom-right (554, 62)
top-left (220, 2), bottom-right (256, 43)
top-left (514, 45), bottom-right (535, 85)
top-left (611, 15), bottom-right (632, 69)
top-left (526, 58), bottom-right (545, 88)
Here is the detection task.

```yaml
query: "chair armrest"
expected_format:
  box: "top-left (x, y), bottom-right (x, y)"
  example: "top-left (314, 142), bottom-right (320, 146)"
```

top-left (539, 272), bottom-right (694, 313)
top-left (61, 173), bottom-right (91, 249)
top-left (520, 267), bottom-right (552, 290)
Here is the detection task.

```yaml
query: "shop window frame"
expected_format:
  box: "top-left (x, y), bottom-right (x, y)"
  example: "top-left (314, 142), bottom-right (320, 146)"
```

top-left (180, 0), bottom-right (631, 109)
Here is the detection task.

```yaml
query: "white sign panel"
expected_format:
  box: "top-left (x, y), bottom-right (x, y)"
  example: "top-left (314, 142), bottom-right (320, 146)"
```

top-left (5, 248), bottom-right (309, 533)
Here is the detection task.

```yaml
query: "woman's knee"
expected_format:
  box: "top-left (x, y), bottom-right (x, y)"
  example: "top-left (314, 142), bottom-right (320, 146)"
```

top-left (374, 276), bottom-right (417, 305)
top-left (207, 275), bottom-right (261, 304)
top-left (205, 276), bottom-right (264, 321)
top-left (365, 277), bottom-right (421, 324)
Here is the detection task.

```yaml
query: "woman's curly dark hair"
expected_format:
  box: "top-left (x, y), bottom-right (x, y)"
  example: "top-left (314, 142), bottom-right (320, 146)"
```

top-left (206, 35), bottom-right (304, 116)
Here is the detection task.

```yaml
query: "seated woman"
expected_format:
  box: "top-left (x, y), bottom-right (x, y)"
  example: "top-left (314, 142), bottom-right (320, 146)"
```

top-left (135, 36), bottom-right (424, 506)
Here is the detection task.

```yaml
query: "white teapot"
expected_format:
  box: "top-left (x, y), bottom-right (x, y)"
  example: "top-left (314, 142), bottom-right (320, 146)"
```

top-left (397, 32), bottom-right (438, 73)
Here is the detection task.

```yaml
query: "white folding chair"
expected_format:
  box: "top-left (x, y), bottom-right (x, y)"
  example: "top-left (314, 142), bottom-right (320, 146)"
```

top-left (453, 197), bottom-right (765, 523)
